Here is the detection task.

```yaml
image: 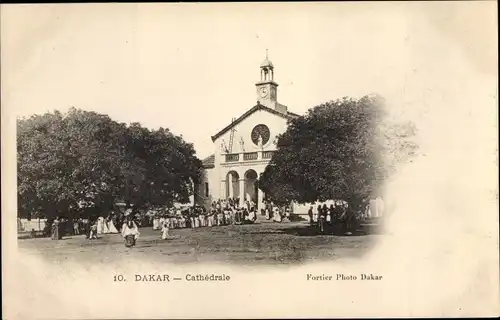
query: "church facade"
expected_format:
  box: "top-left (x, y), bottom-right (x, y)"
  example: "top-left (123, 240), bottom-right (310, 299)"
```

top-left (195, 55), bottom-right (299, 210)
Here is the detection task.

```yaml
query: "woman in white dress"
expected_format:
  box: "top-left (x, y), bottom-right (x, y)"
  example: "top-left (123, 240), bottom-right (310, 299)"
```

top-left (159, 216), bottom-right (165, 231)
top-left (107, 216), bottom-right (119, 234)
top-left (273, 207), bottom-right (281, 222)
top-left (122, 216), bottom-right (140, 247)
top-left (102, 216), bottom-right (110, 234)
top-left (152, 215), bottom-right (160, 231)
top-left (97, 217), bottom-right (104, 234)
top-left (161, 220), bottom-right (170, 240)
top-left (205, 212), bottom-right (211, 227)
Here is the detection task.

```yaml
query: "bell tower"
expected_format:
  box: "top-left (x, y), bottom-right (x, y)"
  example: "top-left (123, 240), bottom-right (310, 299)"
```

top-left (256, 50), bottom-right (279, 109)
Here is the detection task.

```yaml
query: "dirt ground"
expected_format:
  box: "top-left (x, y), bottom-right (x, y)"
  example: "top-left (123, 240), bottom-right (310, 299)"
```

top-left (18, 221), bottom-right (380, 266)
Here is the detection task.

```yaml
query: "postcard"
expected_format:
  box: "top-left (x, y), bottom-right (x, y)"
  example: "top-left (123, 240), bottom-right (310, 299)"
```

top-left (2, 2), bottom-right (498, 319)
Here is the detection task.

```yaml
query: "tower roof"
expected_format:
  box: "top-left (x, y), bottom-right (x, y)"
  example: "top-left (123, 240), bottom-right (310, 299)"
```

top-left (260, 49), bottom-right (273, 68)
top-left (260, 58), bottom-right (274, 68)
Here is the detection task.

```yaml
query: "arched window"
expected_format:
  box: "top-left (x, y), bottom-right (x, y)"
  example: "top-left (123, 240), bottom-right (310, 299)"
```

top-left (205, 182), bottom-right (209, 197)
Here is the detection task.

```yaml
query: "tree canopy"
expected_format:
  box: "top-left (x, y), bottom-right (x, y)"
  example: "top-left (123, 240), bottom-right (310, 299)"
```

top-left (17, 108), bottom-right (202, 219)
top-left (258, 95), bottom-right (418, 212)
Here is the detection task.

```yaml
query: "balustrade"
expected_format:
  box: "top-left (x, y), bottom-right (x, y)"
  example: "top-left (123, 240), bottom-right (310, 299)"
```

top-left (243, 152), bottom-right (258, 161)
top-left (262, 151), bottom-right (275, 159)
top-left (225, 153), bottom-right (240, 162)
top-left (223, 151), bottom-right (275, 162)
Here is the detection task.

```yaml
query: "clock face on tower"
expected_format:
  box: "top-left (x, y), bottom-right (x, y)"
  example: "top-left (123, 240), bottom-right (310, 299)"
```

top-left (259, 87), bottom-right (268, 98)
top-left (251, 124), bottom-right (270, 146)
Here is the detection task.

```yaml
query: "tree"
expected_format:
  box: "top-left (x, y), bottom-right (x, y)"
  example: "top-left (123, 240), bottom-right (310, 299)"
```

top-left (17, 108), bottom-right (202, 220)
top-left (259, 94), bottom-right (418, 214)
top-left (120, 124), bottom-right (202, 208)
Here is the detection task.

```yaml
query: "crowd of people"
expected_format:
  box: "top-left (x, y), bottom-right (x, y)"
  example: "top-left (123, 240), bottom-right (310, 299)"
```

top-left (149, 198), bottom-right (262, 233)
top-left (46, 197), bottom-right (311, 247)
top-left (48, 210), bottom-right (139, 243)
top-left (148, 198), bottom-right (294, 232)
top-left (307, 201), bottom-right (356, 233)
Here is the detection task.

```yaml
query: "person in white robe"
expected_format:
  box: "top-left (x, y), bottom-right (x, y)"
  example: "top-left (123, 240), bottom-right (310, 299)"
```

top-left (273, 207), bottom-right (281, 222)
top-left (152, 215), bottom-right (160, 230)
top-left (376, 197), bottom-right (384, 218)
top-left (122, 217), bottom-right (140, 247)
top-left (369, 199), bottom-right (378, 218)
top-left (97, 217), bottom-right (104, 234)
top-left (159, 216), bottom-right (165, 231)
top-left (161, 220), bottom-right (170, 240)
top-left (107, 218), bottom-right (119, 233)
top-left (102, 217), bottom-right (110, 234)
top-left (206, 212), bottom-right (213, 227)
top-left (247, 210), bottom-right (255, 222)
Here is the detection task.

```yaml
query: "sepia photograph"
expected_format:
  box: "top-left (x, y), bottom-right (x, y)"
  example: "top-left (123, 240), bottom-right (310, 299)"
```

top-left (2, 2), bottom-right (498, 319)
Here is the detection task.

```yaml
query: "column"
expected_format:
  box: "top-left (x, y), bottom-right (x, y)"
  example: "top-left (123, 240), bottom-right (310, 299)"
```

top-left (228, 173), bottom-right (233, 199)
top-left (258, 188), bottom-right (264, 212)
top-left (220, 180), bottom-right (226, 200)
top-left (239, 178), bottom-right (245, 207)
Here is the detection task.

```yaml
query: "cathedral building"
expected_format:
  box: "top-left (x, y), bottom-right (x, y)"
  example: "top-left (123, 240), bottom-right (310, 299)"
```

top-left (195, 54), bottom-right (300, 210)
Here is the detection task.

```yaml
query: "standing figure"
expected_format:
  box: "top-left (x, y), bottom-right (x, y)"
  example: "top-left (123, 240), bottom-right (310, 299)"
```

top-left (319, 205), bottom-right (327, 233)
top-left (207, 209), bottom-right (214, 227)
top-left (153, 214), bottom-right (160, 231)
top-left (51, 217), bottom-right (62, 240)
top-left (102, 216), bottom-right (110, 234)
top-left (122, 216), bottom-right (140, 248)
top-left (107, 215), bottom-right (119, 234)
top-left (161, 219), bottom-right (170, 240)
top-left (316, 204), bottom-right (322, 223)
top-left (73, 219), bottom-right (80, 235)
top-left (89, 220), bottom-right (98, 240)
top-left (308, 206), bottom-right (314, 225)
top-left (273, 206), bottom-right (281, 223)
top-left (239, 137), bottom-right (245, 152)
top-left (329, 204), bottom-right (335, 224)
top-left (96, 216), bottom-right (104, 234)
top-left (159, 215), bottom-right (165, 231)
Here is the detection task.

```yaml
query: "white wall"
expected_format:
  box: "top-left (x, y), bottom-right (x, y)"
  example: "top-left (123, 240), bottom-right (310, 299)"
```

top-left (212, 108), bottom-right (290, 199)
top-left (196, 167), bottom-right (217, 208)
top-left (214, 108), bottom-right (289, 156)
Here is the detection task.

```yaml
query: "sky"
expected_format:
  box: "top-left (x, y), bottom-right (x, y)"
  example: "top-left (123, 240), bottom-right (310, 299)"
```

top-left (2, 2), bottom-right (497, 160)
